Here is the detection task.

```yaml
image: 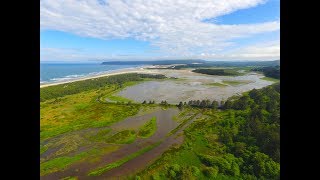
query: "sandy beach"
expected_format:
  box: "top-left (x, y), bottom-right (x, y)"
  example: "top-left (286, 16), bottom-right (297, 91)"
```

top-left (40, 66), bottom-right (157, 88)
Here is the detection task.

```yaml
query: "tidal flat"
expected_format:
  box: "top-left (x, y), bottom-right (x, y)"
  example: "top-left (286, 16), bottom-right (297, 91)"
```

top-left (117, 69), bottom-right (273, 104)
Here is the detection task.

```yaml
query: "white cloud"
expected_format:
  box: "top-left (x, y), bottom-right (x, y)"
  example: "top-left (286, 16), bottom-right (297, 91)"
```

top-left (40, 0), bottom-right (279, 60)
top-left (40, 47), bottom-right (104, 61)
top-left (198, 40), bottom-right (280, 60)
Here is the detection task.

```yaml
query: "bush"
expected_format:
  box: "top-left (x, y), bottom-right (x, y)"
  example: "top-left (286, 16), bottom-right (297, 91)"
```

top-left (202, 166), bottom-right (218, 178)
top-left (191, 166), bottom-right (201, 177)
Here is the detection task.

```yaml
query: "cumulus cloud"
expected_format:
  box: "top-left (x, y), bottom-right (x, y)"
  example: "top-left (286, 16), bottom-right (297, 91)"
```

top-left (197, 40), bottom-right (280, 60)
top-left (40, 0), bottom-right (279, 60)
top-left (41, 47), bottom-right (106, 61)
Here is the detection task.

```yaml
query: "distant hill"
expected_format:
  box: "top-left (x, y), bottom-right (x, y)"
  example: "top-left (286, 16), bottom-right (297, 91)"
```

top-left (202, 60), bottom-right (280, 67)
top-left (101, 59), bottom-right (280, 67)
top-left (101, 59), bottom-right (206, 65)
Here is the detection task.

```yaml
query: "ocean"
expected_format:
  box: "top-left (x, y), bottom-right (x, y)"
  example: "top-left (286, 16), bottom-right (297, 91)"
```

top-left (40, 63), bottom-right (143, 84)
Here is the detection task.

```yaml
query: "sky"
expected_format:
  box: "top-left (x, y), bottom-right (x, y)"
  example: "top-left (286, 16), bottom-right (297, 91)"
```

top-left (40, 0), bottom-right (280, 62)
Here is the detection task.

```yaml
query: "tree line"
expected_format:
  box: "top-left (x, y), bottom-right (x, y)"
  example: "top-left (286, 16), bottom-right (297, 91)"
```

top-left (251, 66), bottom-right (280, 79)
top-left (40, 73), bottom-right (166, 102)
top-left (192, 68), bottom-right (240, 76)
top-left (215, 83), bottom-right (280, 178)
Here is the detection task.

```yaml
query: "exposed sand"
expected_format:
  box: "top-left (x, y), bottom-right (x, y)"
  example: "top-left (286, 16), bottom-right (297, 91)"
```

top-left (117, 69), bottom-right (274, 103)
top-left (40, 66), bottom-right (158, 88)
top-left (41, 67), bottom-right (275, 104)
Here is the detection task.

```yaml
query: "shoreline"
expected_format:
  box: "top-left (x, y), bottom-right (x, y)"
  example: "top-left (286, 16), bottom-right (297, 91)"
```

top-left (40, 66), bottom-right (156, 88)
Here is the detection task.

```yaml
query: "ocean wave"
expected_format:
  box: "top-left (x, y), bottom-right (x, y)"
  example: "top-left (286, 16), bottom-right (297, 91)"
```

top-left (40, 65), bottom-right (148, 85)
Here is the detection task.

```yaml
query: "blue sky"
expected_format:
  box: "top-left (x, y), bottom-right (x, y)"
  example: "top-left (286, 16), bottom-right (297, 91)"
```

top-left (40, 0), bottom-right (279, 62)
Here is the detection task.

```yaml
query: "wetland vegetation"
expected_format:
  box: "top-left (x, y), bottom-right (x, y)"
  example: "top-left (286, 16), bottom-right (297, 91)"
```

top-left (40, 66), bottom-right (279, 179)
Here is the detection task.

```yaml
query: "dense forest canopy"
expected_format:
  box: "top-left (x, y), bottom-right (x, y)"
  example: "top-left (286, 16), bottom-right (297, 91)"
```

top-left (148, 83), bottom-right (280, 179)
top-left (252, 66), bottom-right (280, 79)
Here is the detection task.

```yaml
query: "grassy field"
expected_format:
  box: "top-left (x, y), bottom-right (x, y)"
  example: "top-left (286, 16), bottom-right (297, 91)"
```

top-left (40, 90), bottom-right (141, 141)
top-left (40, 74), bottom-right (167, 178)
top-left (40, 79), bottom-right (151, 141)
top-left (138, 117), bottom-right (157, 138)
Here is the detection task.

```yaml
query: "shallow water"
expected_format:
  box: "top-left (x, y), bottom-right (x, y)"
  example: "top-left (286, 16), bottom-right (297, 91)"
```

top-left (41, 108), bottom-right (182, 179)
top-left (117, 69), bottom-right (273, 104)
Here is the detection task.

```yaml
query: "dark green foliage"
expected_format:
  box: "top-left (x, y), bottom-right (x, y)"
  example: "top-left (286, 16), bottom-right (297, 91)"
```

top-left (165, 164), bottom-right (182, 178)
top-left (192, 69), bottom-right (241, 76)
top-left (251, 152), bottom-right (280, 179)
top-left (223, 100), bottom-right (233, 110)
top-left (40, 73), bottom-right (166, 101)
top-left (160, 100), bottom-right (168, 106)
top-left (177, 102), bottom-right (184, 110)
top-left (136, 83), bottom-right (279, 180)
top-left (186, 99), bottom-right (221, 108)
top-left (198, 153), bottom-right (242, 176)
top-left (202, 166), bottom-right (219, 178)
top-left (191, 166), bottom-right (201, 177)
top-left (216, 84), bottom-right (280, 178)
top-left (211, 100), bottom-right (219, 109)
top-left (251, 66), bottom-right (280, 79)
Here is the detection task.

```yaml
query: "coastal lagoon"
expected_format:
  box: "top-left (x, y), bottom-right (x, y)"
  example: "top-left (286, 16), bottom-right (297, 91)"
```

top-left (117, 69), bottom-right (273, 104)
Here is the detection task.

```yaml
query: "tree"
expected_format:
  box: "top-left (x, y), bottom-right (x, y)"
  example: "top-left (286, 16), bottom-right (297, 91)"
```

top-left (142, 100), bottom-right (146, 104)
top-left (233, 95), bottom-right (252, 110)
top-left (202, 166), bottom-right (218, 178)
top-left (223, 100), bottom-right (233, 109)
top-left (200, 100), bottom-right (206, 108)
top-left (211, 100), bottom-right (219, 109)
top-left (252, 152), bottom-right (280, 179)
top-left (220, 101), bottom-right (225, 108)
